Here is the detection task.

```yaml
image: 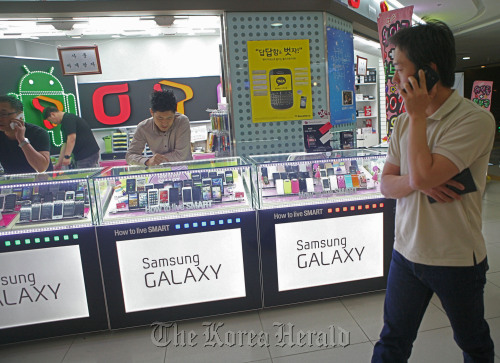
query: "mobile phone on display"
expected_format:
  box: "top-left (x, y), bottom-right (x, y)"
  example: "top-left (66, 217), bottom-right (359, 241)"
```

top-left (173, 181), bottom-right (183, 190)
top-left (191, 172), bottom-right (201, 181)
top-left (319, 169), bottom-right (327, 178)
top-left (148, 189), bottom-right (159, 207)
top-left (22, 186), bottom-right (32, 201)
top-left (0, 195), bottom-right (4, 212)
top-left (261, 167), bottom-right (269, 185)
top-left (351, 174), bottom-right (360, 188)
top-left (138, 192), bottom-right (148, 208)
top-left (31, 203), bottom-right (41, 221)
top-left (43, 191), bottom-right (54, 203)
top-left (169, 187), bottom-right (180, 206)
top-left (329, 175), bottom-right (339, 191)
top-left (182, 187), bottom-right (193, 204)
top-left (145, 183), bottom-right (154, 191)
top-left (65, 191), bottom-right (75, 201)
top-left (41, 202), bottom-right (54, 220)
top-left (63, 200), bottom-right (75, 218)
top-left (283, 179), bottom-right (292, 194)
top-left (3, 194), bottom-right (17, 212)
top-left (201, 172), bottom-right (209, 179)
top-left (225, 171), bottom-right (234, 185)
top-left (74, 201), bottom-right (85, 218)
top-left (275, 179), bottom-right (285, 195)
top-left (269, 68), bottom-right (293, 109)
top-left (291, 179), bottom-right (300, 193)
top-left (298, 178), bottom-right (307, 192)
top-left (344, 175), bottom-right (353, 189)
top-left (359, 174), bottom-right (367, 188)
top-left (56, 191), bottom-right (66, 201)
top-left (202, 178), bottom-right (212, 186)
top-left (126, 179), bottom-right (136, 193)
top-left (306, 178), bottom-right (315, 193)
top-left (159, 189), bottom-right (169, 206)
top-left (136, 178), bottom-right (146, 192)
top-left (208, 171), bottom-right (218, 179)
top-left (53, 200), bottom-right (63, 219)
top-left (212, 177), bottom-right (224, 194)
top-left (202, 185), bottom-right (212, 201)
top-left (321, 177), bottom-right (331, 191)
top-left (128, 192), bottom-right (139, 209)
top-left (211, 185), bottom-right (222, 202)
top-left (414, 65), bottom-right (439, 92)
top-left (75, 191), bottom-right (84, 201)
top-left (327, 168), bottom-right (335, 176)
top-left (31, 194), bottom-right (42, 204)
top-left (19, 206), bottom-right (31, 223)
top-left (192, 186), bottom-right (202, 202)
top-left (337, 175), bottom-right (346, 188)
top-left (183, 179), bottom-right (193, 188)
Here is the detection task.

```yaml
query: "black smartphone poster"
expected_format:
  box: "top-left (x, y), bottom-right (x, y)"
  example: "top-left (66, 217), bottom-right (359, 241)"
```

top-left (247, 39), bottom-right (313, 123)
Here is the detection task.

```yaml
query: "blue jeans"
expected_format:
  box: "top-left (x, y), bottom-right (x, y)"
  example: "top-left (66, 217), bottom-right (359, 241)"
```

top-left (372, 250), bottom-right (494, 363)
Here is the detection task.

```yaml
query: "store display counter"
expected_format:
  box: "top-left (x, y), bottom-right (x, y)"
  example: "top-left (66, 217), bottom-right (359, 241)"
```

top-left (91, 158), bottom-right (262, 329)
top-left (248, 150), bottom-right (395, 306)
top-left (0, 169), bottom-right (108, 344)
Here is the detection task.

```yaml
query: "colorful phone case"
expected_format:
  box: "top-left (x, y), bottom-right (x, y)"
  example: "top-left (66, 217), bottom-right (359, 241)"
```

top-left (351, 174), bottom-right (360, 188)
top-left (344, 175), bottom-right (353, 188)
top-left (337, 175), bottom-right (346, 188)
top-left (291, 179), bottom-right (300, 193)
top-left (283, 179), bottom-right (292, 194)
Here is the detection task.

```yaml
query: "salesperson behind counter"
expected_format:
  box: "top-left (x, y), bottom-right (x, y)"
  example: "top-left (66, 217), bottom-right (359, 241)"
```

top-left (126, 90), bottom-right (192, 166)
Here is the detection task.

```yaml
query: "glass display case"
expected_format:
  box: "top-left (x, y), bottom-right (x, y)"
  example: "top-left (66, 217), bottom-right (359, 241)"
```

top-left (247, 149), bottom-right (386, 209)
top-left (0, 168), bottom-right (100, 235)
top-left (92, 157), bottom-right (254, 225)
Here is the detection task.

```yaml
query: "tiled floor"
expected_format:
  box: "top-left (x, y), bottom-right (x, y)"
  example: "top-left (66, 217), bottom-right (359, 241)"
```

top-left (1, 181), bottom-right (500, 362)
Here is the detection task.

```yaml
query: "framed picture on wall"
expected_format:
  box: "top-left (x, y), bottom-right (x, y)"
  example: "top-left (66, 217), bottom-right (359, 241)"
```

top-left (57, 45), bottom-right (102, 76)
top-left (356, 56), bottom-right (368, 76)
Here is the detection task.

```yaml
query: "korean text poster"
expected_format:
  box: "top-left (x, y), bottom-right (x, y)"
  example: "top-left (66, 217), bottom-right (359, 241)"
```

top-left (326, 27), bottom-right (356, 126)
top-left (247, 39), bottom-right (313, 123)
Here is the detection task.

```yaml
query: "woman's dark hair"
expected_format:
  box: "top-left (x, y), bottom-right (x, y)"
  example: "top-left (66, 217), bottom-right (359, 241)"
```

top-left (150, 90), bottom-right (177, 113)
top-left (0, 95), bottom-right (23, 112)
top-left (389, 20), bottom-right (456, 88)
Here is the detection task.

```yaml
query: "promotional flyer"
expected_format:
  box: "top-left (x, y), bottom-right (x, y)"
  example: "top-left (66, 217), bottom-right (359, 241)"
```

top-left (247, 39), bottom-right (313, 123)
top-left (0, 245), bottom-right (89, 329)
top-left (275, 213), bottom-right (384, 291)
top-left (326, 27), bottom-right (356, 126)
top-left (116, 228), bottom-right (246, 312)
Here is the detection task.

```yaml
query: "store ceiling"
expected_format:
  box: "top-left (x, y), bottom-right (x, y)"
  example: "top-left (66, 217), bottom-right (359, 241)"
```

top-left (395, 0), bottom-right (500, 70)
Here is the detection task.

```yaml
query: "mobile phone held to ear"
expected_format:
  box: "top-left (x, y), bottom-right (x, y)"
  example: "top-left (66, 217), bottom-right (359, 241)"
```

top-left (414, 65), bottom-right (439, 91)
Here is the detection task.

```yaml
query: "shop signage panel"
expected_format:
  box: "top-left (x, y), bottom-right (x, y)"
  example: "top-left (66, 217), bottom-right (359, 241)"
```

top-left (116, 228), bottom-right (246, 312)
top-left (275, 213), bottom-right (383, 291)
top-left (247, 39), bottom-right (313, 123)
top-left (0, 245), bottom-right (89, 329)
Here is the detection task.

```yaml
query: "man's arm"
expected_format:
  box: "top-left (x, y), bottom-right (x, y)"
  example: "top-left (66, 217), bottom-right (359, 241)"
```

top-left (380, 161), bottom-right (414, 199)
top-left (58, 133), bottom-right (75, 166)
top-left (126, 129), bottom-right (149, 165)
top-left (20, 144), bottom-right (50, 173)
top-left (162, 119), bottom-right (192, 162)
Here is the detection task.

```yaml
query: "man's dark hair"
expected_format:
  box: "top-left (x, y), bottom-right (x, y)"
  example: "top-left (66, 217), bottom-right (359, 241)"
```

top-left (150, 90), bottom-right (177, 113)
top-left (0, 95), bottom-right (23, 112)
top-left (389, 20), bottom-right (456, 88)
top-left (42, 106), bottom-right (59, 119)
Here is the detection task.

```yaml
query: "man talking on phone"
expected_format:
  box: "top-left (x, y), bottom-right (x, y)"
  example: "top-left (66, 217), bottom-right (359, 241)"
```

top-left (0, 95), bottom-right (52, 174)
top-left (372, 21), bottom-right (495, 362)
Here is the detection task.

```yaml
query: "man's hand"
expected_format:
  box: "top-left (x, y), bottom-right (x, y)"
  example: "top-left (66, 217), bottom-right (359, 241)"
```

top-left (400, 69), bottom-right (435, 121)
top-left (10, 116), bottom-right (26, 143)
top-left (61, 157), bottom-right (72, 166)
top-left (422, 179), bottom-right (464, 203)
top-left (146, 154), bottom-right (169, 166)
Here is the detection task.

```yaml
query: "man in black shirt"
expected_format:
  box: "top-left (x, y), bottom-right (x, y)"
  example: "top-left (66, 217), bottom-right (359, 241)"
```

top-left (0, 95), bottom-right (52, 174)
top-left (43, 107), bottom-right (100, 169)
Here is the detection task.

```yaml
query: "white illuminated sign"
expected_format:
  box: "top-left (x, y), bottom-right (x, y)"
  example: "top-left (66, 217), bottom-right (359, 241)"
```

top-left (275, 213), bottom-right (384, 291)
top-left (0, 245), bottom-right (89, 329)
top-left (116, 228), bottom-right (246, 312)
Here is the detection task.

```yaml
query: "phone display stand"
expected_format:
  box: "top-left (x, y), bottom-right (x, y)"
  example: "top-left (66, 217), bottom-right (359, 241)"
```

top-left (208, 109), bottom-right (232, 157)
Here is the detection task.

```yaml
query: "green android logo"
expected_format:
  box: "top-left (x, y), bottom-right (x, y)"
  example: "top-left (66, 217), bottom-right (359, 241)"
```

top-left (8, 65), bottom-right (77, 147)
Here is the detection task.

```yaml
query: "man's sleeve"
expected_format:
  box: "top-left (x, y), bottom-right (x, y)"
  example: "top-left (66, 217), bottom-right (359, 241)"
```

top-left (163, 117), bottom-right (192, 162)
top-left (126, 127), bottom-right (149, 165)
top-left (62, 115), bottom-right (77, 139)
top-left (29, 127), bottom-right (51, 152)
top-left (385, 115), bottom-right (403, 167)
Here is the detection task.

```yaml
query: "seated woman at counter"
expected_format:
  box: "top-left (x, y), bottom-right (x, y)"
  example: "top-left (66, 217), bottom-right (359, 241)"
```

top-left (126, 90), bottom-right (192, 166)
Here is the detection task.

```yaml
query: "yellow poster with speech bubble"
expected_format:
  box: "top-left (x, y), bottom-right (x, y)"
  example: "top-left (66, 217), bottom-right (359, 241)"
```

top-left (247, 39), bottom-right (313, 123)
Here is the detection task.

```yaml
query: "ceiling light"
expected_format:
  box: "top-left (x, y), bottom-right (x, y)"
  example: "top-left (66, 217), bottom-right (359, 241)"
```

top-left (462, 56), bottom-right (471, 60)
top-left (271, 23), bottom-right (283, 27)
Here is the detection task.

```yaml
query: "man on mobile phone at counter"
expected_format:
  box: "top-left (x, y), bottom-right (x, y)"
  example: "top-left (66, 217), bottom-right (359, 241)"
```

top-left (126, 90), bottom-right (192, 166)
top-left (0, 95), bottom-right (52, 174)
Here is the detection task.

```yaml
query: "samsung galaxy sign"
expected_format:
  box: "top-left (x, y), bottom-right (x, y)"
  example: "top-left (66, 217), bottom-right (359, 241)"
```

top-left (116, 228), bottom-right (246, 313)
top-left (0, 246), bottom-right (89, 329)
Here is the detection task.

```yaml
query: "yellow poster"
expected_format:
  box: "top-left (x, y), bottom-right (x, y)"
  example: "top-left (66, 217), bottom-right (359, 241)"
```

top-left (247, 39), bottom-right (313, 123)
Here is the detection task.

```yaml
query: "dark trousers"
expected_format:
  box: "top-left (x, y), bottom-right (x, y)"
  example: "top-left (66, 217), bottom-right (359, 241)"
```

top-left (372, 250), bottom-right (494, 363)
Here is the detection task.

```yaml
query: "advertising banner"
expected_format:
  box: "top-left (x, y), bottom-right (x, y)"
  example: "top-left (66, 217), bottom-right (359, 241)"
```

top-left (116, 228), bottom-right (246, 312)
top-left (247, 39), bottom-right (313, 123)
top-left (471, 80), bottom-right (493, 111)
top-left (0, 245), bottom-right (89, 329)
top-left (377, 6), bottom-right (414, 138)
top-left (326, 27), bottom-right (356, 126)
top-left (275, 213), bottom-right (384, 291)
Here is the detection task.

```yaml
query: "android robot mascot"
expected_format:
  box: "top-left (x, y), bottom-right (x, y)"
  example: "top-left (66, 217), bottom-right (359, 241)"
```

top-left (8, 65), bottom-right (77, 148)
